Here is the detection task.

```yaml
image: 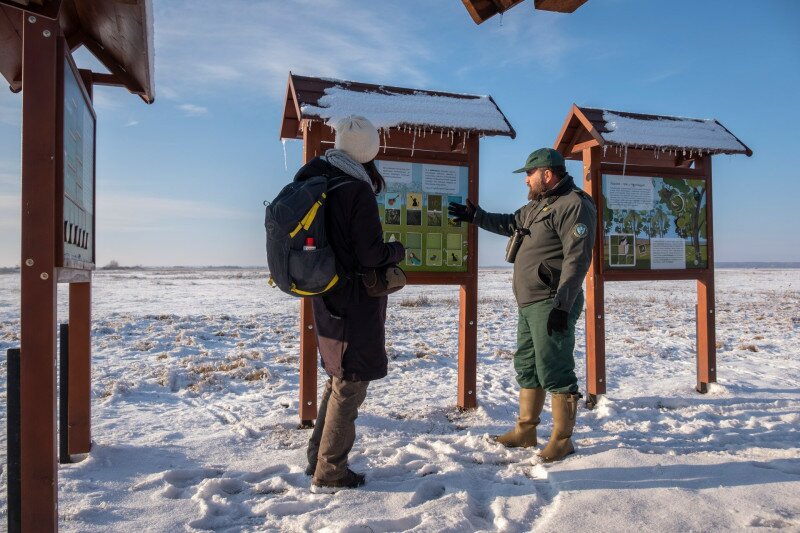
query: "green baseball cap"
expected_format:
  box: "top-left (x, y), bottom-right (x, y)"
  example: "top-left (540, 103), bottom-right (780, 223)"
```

top-left (513, 148), bottom-right (566, 173)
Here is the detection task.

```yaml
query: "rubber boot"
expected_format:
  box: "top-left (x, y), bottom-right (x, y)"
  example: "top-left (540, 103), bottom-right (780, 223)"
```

top-left (539, 392), bottom-right (579, 462)
top-left (494, 387), bottom-right (546, 448)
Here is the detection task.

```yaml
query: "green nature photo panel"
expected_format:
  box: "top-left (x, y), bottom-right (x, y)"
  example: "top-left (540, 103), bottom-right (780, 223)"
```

top-left (376, 160), bottom-right (469, 272)
top-left (601, 175), bottom-right (708, 270)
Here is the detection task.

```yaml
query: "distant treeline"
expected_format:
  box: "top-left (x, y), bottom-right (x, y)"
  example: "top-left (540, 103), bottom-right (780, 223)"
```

top-left (717, 262), bottom-right (800, 269)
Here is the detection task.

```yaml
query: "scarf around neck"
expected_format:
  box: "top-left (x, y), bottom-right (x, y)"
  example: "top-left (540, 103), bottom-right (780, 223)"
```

top-left (323, 149), bottom-right (374, 191)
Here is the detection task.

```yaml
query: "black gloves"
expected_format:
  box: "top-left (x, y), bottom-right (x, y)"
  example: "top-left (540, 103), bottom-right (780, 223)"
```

top-left (546, 308), bottom-right (569, 336)
top-left (448, 199), bottom-right (477, 224)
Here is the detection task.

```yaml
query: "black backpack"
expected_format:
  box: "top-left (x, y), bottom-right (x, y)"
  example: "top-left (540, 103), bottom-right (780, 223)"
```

top-left (265, 175), bottom-right (353, 297)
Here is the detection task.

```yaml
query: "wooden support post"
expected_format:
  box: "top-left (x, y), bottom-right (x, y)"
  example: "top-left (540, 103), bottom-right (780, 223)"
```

top-left (299, 121), bottom-right (323, 427)
top-left (582, 147), bottom-right (606, 408)
top-left (696, 156), bottom-right (716, 392)
top-left (7, 348), bottom-right (21, 533)
top-left (20, 13), bottom-right (59, 532)
top-left (58, 323), bottom-right (70, 464)
top-left (458, 137), bottom-right (480, 409)
top-left (68, 282), bottom-right (92, 452)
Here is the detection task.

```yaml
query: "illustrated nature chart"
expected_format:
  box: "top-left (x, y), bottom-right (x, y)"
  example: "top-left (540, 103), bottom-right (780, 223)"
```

top-left (376, 160), bottom-right (469, 273)
top-left (601, 175), bottom-right (708, 270)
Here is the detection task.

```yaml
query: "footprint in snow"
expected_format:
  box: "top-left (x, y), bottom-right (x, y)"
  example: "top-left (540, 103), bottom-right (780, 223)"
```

top-left (405, 480), bottom-right (447, 508)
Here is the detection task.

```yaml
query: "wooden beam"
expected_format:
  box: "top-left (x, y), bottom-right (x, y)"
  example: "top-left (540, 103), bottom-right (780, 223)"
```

top-left (19, 13), bottom-right (58, 531)
top-left (299, 120), bottom-right (321, 427)
top-left (79, 31), bottom-right (145, 97)
top-left (68, 281), bottom-right (91, 453)
top-left (90, 71), bottom-right (124, 87)
top-left (569, 138), bottom-right (600, 155)
top-left (600, 163), bottom-right (706, 178)
top-left (582, 147), bottom-right (605, 407)
top-left (603, 269), bottom-right (705, 282)
top-left (534, 0), bottom-right (588, 13)
top-left (458, 136), bottom-right (480, 409)
top-left (695, 156), bottom-right (716, 392)
top-left (461, 0), bottom-right (524, 24)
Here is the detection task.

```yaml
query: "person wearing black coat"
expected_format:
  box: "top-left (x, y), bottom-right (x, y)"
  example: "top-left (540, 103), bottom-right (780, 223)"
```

top-left (294, 115), bottom-right (404, 492)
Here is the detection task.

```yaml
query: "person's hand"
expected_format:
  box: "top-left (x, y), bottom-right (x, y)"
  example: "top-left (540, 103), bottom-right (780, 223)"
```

top-left (448, 199), bottom-right (477, 223)
top-left (547, 308), bottom-right (569, 336)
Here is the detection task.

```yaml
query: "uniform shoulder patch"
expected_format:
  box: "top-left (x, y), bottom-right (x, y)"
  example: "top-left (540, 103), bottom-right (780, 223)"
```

top-left (572, 223), bottom-right (588, 238)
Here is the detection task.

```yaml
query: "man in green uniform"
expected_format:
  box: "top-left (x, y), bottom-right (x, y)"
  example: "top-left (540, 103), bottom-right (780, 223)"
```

top-left (448, 148), bottom-right (596, 462)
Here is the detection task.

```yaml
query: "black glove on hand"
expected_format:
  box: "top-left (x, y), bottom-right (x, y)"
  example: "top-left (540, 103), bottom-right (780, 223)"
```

top-left (448, 199), bottom-right (477, 224)
top-left (546, 308), bottom-right (569, 336)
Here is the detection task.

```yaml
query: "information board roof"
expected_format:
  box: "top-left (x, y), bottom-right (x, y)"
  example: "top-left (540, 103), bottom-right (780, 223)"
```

top-left (554, 105), bottom-right (752, 159)
top-left (0, 0), bottom-right (155, 103)
top-left (280, 73), bottom-right (515, 140)
top-left (461, 0), bottom-right (588, 24)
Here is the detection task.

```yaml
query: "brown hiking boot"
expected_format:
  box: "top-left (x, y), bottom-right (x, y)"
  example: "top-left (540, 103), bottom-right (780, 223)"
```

top-left (310, 468), bottom-right (366, 493)
top-left (539, 392), bottom-right (580, 462)
top-left (494, 387), bottom-right (546, 448)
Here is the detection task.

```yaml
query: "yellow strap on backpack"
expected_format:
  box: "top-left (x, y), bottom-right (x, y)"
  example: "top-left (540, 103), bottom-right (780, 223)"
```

top-left (289, 274), bottom-right (339, 296)
top-left (289, 193), bottom-right (327, 238)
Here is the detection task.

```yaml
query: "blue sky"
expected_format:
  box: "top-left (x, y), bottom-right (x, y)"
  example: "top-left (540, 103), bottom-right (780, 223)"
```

top-left (0, 0), bottom-right (798, 267)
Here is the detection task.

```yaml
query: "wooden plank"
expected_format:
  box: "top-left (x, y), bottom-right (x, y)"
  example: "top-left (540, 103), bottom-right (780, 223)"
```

top-left (7, 348), bottom-right (21, 533)
top-left (406, 272), bottom-right (473, 285)
top-left (695, 156), bottom-right (716, 391)
top-left (0, 6), bottom-right (23, 91)
top-left (80, 32), bottom-right (145, 97)
top-left (572, 105), bottom-right (605, 146)
top-left (90, 72), bottom-right (124, 87)
top-left (552, 107), bottom-right (579, 156)
top-left (600, 163), bottom-right (706, 178)
top-left (19, 14), bottom-right (59, 531)
top-left (598, 148), bottom-right (684, 168)
top-left (583, 147), bottom-right (606, 405)
top-left (534, 0), bottom-right (588, 13)
top-left (569, 138), bottom-right (600, 155)
top-left (299, 121), bottom-right (321, 426)
top-left (603, 269), bottom-right (706, 282)
top-left (458, 137), bottom-right (480, 409)
top-left (71, 0), bottom-right (154, 102)
top-left (68, 281), bottom-right (91, 453)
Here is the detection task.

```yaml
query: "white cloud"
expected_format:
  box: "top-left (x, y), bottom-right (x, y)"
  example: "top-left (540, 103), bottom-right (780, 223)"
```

top-left (97, 193), bottom-right (248, 232)
top-left (474, 10), bottom-right (578, 73)
top-left (153, 0), bottom-right (432, 101)
top-left (0, 94), bottom-right (21, 126)
top-left (0, 193), bottom-right (20, 230)
top-left (178, 104), bottom-right (208, 116)
top-left (126, 120), bottom-right (140, 127)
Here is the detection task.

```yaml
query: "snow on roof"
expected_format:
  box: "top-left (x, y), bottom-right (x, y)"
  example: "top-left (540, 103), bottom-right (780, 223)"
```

top-left (602, 110), bottom-right (747, 153)
top-left (300, 86), bottom-right (513, 135)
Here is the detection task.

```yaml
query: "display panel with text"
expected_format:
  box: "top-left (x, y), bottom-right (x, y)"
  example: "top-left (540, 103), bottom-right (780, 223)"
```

top-left (601, 174), bottom-right (708, 270)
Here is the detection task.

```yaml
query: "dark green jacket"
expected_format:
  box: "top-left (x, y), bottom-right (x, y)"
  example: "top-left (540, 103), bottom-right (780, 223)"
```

top-left (474, 175), bottom-right (597, 311)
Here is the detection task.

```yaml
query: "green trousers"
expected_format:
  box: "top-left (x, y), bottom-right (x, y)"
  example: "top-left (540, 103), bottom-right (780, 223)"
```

top-left (514, 292), bottom-right (584, 393)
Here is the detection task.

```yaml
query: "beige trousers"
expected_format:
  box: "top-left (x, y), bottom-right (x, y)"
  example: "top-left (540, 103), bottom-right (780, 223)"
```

top-left (307, 377), bottom-right (369, 482)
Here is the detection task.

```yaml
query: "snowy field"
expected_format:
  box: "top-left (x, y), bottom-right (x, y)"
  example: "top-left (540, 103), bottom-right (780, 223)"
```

top-left (0, 268), bottom-right (798, 532)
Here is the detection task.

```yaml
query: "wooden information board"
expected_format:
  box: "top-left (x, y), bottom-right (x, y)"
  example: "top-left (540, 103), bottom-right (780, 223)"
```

top-left (58, 51), bottom-right (96, 270)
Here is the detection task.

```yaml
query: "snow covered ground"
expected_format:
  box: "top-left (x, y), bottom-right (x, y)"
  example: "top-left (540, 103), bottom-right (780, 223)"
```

top-left (0, 268), bottom-right (798, 532)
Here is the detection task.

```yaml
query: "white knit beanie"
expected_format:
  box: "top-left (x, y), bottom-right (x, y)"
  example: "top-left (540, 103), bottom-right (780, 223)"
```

top-left (333, 115), bottom-right (380, 163)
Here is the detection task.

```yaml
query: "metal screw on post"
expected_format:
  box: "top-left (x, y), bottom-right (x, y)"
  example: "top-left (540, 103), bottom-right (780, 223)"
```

top-left (42, 30), bottom-right (51, 38)
top-left (40, 272), bottom-right (49, 280)
top-left (28, 15), bottom-right (36, 23)
top-left (24, 259), bottom-right (33, 267)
